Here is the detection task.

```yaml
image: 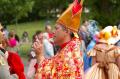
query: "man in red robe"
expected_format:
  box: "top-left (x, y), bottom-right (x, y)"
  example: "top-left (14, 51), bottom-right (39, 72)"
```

top-left (33, 0), bottom-right (84, 79)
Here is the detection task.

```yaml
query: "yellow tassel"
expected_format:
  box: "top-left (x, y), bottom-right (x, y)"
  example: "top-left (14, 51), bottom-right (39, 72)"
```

top-left (73, 32), bottom-right (79, 38)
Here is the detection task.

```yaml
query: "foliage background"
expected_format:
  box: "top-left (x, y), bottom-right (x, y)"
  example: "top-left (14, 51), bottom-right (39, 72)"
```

top-left (0, 0), bottom-right (120, 27)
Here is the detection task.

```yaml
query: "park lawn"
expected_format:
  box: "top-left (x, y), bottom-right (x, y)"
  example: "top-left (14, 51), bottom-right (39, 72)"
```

top-left (8, 20), bottom-right (55, 40)
top-left (18, 43), bottom-right (32, 58)
top-left (8, 20), bottom-right (55, 58)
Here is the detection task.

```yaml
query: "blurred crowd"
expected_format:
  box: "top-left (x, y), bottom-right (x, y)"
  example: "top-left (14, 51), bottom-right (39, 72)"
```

top-left (0, 0), bottom-right (120, 78)
top-left (0, 19), bottom-right (120, 79)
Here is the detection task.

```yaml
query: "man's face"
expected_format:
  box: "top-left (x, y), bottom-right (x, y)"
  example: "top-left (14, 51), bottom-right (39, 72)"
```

top-left (37, 33), bottom-right (43, 41)
top-left (0, 31), bottom-right (3, 43)
top-left (46, 25), bottom-right (52, 33)
top-left (0, 24), bottom-right (8, 48)
top-left (0, 26), bottom-right (4, 40)
top-left (53, 24), bottom-right (66, 45)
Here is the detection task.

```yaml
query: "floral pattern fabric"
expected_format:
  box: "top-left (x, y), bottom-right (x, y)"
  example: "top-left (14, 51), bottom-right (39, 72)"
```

top-left (35, 38), bottom-right (84, 79)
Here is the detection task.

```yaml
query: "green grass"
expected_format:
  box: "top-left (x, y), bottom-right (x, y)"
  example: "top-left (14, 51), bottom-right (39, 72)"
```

top-left (18, 43), bottom-right (32, 58)
top-left (8, 20), bottom-right (55, 41)
top-left (8, 20), bottom-right (55, 58)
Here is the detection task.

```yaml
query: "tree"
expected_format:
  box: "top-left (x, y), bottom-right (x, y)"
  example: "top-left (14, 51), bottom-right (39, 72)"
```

top-left (0, 0), bottom-right (120, 26)
top-left (0, 0), bottom-right (34, 24)
top-left (83, 0), bottom-right (120, 27)
top-left (32, 0), bottom-right (67, 19)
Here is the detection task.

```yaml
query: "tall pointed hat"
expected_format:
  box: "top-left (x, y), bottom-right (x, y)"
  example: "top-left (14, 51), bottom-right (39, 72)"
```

top-left (57, 0), bottom-right (83, 32)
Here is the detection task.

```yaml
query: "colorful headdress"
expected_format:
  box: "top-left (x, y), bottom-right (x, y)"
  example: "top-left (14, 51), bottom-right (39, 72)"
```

top-left (57, 0), bottom-right (83, 32)
top-left (98, 26), bottom-right (120, 44)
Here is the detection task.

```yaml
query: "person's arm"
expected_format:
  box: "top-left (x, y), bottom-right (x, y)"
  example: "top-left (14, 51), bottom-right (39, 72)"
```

top-left (43, 39), bottom-right (54, 58)
top-left (33, 39), bottom-right (84, 79)
top-left (0, 47), bottom-right (6, 54)
top-left (116, 57), bottom-right (120, 70)
top-left (0, 52), bottom-right (17, 79)
top-left (33, 40), bottom-right (45, 64)
top-left (87, 48), bottom-right (96, 65)
top-left (92, 56), bottom-right (96, 65)
top-left (0, 65), bottom-right (17, 79)
top-left (27, 59), bottom-right (37, 79)
top-left (115, 47), bottom-right (120, 70)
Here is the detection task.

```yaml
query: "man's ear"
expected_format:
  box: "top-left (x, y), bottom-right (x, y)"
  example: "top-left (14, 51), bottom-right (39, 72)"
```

top-left (65, 29), bottom-right (71, 34)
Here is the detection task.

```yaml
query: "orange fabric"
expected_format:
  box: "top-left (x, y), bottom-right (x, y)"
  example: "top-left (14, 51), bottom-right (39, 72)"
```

top-left (56, 0), bottom-right (83, 32)
top-left (98, 26), bottom-right (120, 44)
top-left (111, 26), bottom-right (118, 36)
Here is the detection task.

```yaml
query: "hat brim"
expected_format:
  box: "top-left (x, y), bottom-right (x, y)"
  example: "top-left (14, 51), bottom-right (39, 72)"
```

top-left (98, 30), bottom-right (120, 44)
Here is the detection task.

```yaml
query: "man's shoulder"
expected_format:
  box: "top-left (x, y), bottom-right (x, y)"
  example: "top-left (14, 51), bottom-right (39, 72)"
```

top-left (66, 38), bottom-right (81, 49)
top-left (0, 54), bottom-right (7, 66)
top-left (70, 38), bottom-right (81, 45)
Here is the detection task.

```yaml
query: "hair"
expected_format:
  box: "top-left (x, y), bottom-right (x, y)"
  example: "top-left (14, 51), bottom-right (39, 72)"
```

top-left (3, 25), bottom-right (7, 29)
top-left (45, 25), bottom-right (52, 32)
top-left (35, 30), bottom-right (42, 36)
top-left (60, 24), bottom-right (75, 38)
top-left (70, 32), bottom-right (75, 38)
top-left (32, 34), bottom-right (36, 42)
top-left (82, 19), bottom-right (88, 24)
top-left (8, 31), bottom-right (15, 38)
top-left (0, 33), bottom-right (8, 48)
top-left (45, 25), bottom-right (50, 29)
top-left (23, 31), bottom-right (28, 37)
top-left (15, 34), bottom-right (20, 42)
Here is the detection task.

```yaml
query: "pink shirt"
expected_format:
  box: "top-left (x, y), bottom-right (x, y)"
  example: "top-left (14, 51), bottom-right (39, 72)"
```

top-left (8, 38), bottom-right (17, 47)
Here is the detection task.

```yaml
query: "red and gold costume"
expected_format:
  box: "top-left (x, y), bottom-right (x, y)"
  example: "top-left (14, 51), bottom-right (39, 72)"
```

top-left (35, 38), bottom-right (83, 79)
top-left (35, 0), bottom-right (84, 78)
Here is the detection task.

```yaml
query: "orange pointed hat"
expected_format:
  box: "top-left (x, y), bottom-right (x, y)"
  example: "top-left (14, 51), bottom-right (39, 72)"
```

top-left (57, 0), bottom-right (83, 32)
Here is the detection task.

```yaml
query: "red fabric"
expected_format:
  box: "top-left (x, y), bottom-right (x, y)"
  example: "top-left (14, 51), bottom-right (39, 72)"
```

top-left (48, 33), bottom-right (54, 39)
top-left (7, 52), bottom-right (26, 79)
top-left (48, 33), bottom-right (54, 45)
top-left (34, 38), bottom-right (83, 78)
top-left (34, 63), bottom-right (38, 72)
top-left (60, 41), bottom-right (70, 49)
top-left (72, 0), bottom-right (82, 15)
